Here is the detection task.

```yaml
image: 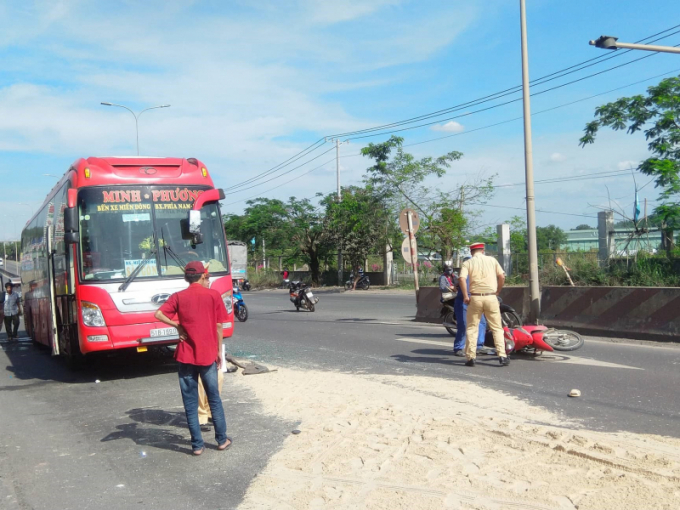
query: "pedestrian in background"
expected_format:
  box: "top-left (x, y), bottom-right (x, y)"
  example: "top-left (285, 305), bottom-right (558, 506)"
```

top-left (452, 256), bottom-right (488, 357)
top-left (154, 261), bottom-right (232, 455)
top-left (3, 282), bottom-right (21, 341)
top-left (458, 243), bottom-right (508, 367)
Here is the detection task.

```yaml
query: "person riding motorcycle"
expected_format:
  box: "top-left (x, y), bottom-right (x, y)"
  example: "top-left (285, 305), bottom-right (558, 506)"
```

top-left (439, 266), bottom-right (456, 306)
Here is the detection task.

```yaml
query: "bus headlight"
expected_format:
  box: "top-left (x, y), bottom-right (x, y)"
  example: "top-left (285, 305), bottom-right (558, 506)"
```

top-left (81, 301), bottom-right (106, 327)
top-left (221, 292), bottom-right (233, 315)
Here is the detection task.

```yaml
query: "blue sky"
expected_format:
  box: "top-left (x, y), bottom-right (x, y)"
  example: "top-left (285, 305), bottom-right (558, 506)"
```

top-left (1, 0), bottom-right (680, 241)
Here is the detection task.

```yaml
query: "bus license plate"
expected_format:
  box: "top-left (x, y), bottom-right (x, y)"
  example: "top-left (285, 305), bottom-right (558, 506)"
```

top-left (151, 327), bottom-right (178, 337)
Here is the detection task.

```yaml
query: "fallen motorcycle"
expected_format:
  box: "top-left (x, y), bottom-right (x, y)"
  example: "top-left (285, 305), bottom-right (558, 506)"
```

top-left (480, 298), bottom-right (585, 355)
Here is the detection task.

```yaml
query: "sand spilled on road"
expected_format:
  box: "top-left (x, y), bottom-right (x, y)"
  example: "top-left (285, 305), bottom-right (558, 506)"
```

top-left (234, 368), bottom-right (680, 510)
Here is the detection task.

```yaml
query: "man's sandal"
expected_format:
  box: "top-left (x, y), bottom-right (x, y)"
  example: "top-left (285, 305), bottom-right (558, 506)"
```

top-left (217, 437), bottom-right (233, 451)
top-left (193, 447), bottom-right (205, 456)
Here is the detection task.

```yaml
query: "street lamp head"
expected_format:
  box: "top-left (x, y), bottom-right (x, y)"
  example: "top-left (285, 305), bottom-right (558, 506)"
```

top-left (160, 104), bottom-right (170, 108)
top-left (101, 102), bottom-right (113, 106)
top-left (589, 35), bottom-right (618, 50)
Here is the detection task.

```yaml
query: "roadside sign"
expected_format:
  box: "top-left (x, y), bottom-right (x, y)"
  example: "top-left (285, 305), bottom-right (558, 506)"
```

top-left (399, 208), bottom-right (420, 236)
top-left (401, 237), bottom-right (417, 264)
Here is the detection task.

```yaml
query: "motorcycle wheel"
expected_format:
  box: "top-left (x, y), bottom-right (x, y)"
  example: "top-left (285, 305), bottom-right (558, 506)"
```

top-left (345, 281), bottom-right (353, 290)
top-left (305, 295), bottom-right (315, 312)
top-left (501, 311), bottom-right (522, 328)
top-left (542, 329), bottom-right (584, 351)
top-left (361, 281), bottom-right (370, 290)
top-left (443, 311), bottom-right (456, 337)
top-left (236, 304), bottom-right (249, 322)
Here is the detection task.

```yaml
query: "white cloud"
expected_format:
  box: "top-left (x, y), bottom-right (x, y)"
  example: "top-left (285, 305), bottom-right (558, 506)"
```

top-left (431, 121), bottom-right (465, 133)
top-left (617, 160), bottom-right (638, 170)
top-left (550, 152), bottom-right (566, 162)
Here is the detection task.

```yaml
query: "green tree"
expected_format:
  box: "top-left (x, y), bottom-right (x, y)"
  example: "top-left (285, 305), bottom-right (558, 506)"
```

top-left (574, 224), bottom-right (594, 230)
top-left (286, 197), bottom-right (330, 285)
top-left (360, 135), bottom-right (494, 262)
top-left (323, 186), bottom-right (390, 274)
top-left (536, 225), bottom-right (567, 251)
top-left (580, 75), bottom-right (680, 253)
top-left (223, 198), bottom-right (292, 263)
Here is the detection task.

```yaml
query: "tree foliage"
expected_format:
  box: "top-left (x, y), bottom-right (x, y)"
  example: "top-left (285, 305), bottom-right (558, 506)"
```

top-left (536, 224), bottom-right (567, 251)
top-left (360, 135), bottom-right (494, 263)
top-left (575, 224), bottom-right (594, 230)
top-left (580, 75), bottom-right (680, 251)
top-left (223, 197), bottom-right (330, 283)
top-left (322, 186), bottom-right (391, 272)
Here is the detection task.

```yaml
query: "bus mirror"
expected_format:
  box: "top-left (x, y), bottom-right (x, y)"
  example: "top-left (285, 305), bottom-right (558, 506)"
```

top-left (188, 210), bottom-right (201, 234)
top-left (180, 215), bottom-right (204, 245)
top-left (64, 207), bottom-right (79, 234)
top-left (64, 232), bottom-right (79, 244)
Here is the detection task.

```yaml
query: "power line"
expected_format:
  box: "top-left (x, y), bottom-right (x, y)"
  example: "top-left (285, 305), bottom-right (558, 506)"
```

top-left (223, 145), bottom-right (336, 196)
top-left (469, 202), bottom-right (597, 219)
top-left (220, 24), bottom-right (680, 195)
top-left (326, 25), bottom-right (680, 139)
top-left (225, 157), bottom-right (337, 206)
top-left (345, 43), bottom-right (680, 142)
top-left (491, 169), bottom-right (633, 189)
top-left (223, 138), bottom-right (326, 192)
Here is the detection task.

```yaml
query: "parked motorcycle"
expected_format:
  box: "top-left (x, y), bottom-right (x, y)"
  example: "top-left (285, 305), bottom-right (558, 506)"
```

top-left (289, 281), bottom-right (319, 312)
top-left (345, 272), bottom-right (370, 290)
top-left (242, 279), bottom-right (251, 291)
top-left (233, 284), bottom-right (248, 322)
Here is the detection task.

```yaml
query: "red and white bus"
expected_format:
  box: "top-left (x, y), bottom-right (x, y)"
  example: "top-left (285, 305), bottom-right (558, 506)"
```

top-left (20, 157), bottom-right (233, 366)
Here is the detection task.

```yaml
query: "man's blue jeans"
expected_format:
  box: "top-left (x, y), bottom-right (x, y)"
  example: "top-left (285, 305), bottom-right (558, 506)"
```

top-left (453, 294), bottom-right (487, 351)
top-left (178, 362), bottom-right (227, 451)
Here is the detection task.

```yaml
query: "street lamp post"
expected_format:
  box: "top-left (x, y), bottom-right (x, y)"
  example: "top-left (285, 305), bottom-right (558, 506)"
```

top-left (589, 35), bottom-right (680, 54)
top-left (100, 102), bottom-right (171, 155)
top-left (519, 0), bottom-right (541, 323)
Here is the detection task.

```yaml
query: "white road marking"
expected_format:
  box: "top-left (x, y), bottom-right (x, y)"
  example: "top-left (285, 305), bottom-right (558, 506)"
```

top-left (395, 337), bottom-right (643, 370)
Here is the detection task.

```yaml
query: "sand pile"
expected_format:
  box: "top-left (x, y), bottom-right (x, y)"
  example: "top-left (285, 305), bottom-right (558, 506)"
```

top-left (234, 369), bottom-right (680, 510)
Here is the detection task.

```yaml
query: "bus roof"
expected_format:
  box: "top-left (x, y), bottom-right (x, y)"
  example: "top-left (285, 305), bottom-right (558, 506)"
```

top-left (70, 157), bottom-right (215, 188)
top-left (24, 157), bottom-right (218, 229)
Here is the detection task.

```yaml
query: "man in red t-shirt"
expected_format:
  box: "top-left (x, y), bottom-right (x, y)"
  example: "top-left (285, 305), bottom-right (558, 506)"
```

top-left (154, 261), bottom-right (231, 455)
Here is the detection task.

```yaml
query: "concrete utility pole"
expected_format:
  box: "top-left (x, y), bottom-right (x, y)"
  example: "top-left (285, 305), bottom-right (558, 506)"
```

top-left (327, 137), bottom-right (347, 287)
top-left (519, 0), bottom-right (541, 323)
top-left (589, 35), bottom-right (680, 54)
top-left (336, 139), bottom-right (343, 286)
top-left (262, 238), bottom-right (266, 270)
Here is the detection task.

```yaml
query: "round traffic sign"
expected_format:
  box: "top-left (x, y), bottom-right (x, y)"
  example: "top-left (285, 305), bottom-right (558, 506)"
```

top-left (399, 208), bottom-right (420, 235)
top-left (400, 236), bottom-right (418, 264)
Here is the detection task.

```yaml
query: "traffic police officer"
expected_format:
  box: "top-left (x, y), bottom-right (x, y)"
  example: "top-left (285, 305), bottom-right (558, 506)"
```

top-left (458, 242), bottom-right (509, 367)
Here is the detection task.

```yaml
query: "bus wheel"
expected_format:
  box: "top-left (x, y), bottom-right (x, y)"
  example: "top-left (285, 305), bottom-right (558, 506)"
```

top-left (60, 328), bottom-right (86, 370)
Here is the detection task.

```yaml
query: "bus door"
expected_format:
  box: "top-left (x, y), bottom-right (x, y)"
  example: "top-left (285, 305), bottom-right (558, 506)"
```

top-left (49, 226), bottom-right (78, 357)
top-left (46, 226), bottom-right (60, 355)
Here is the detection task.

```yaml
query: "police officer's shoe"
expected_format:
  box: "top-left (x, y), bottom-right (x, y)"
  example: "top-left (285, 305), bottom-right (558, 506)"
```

top-left (453, 350), bottom-right (465, 357)
top-left (465, 359), bottom-right (476, 367)
top-left (499, 357), bottom-right (510, 366)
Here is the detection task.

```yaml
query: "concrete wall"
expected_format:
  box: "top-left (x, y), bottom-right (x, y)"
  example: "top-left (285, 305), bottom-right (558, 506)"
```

top-left (415, 285), bottom-right (680, 342)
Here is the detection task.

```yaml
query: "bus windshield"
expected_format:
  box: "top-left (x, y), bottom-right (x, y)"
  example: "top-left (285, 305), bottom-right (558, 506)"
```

top-left (78, 186), bottom-right (229, 281)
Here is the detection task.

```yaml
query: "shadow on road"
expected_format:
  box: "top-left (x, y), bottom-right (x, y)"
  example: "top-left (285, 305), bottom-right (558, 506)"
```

top-left (1, 333), bottom-right (178, 386)
top-left (101, 422), bottom-right (193, 456)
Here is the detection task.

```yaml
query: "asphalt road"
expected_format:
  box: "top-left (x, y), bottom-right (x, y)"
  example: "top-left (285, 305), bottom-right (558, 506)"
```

top-left (1, 289), bottom-right (679, 509)
top-left (3, 259), bottom-right (19, 276)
